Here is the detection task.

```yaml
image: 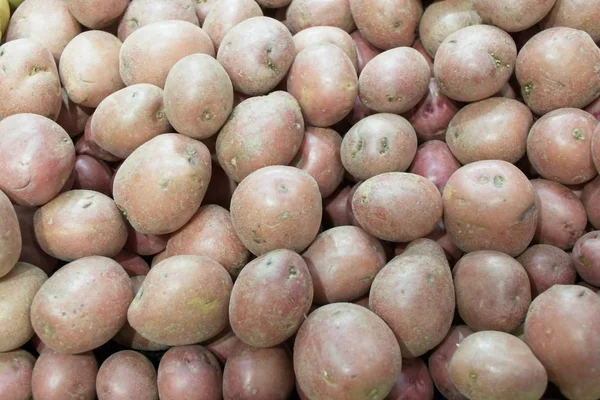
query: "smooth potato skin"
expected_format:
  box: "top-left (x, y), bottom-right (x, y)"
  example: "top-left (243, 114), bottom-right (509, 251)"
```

top-left (473, 0), bottom-right (556, 32)
top-left (409, 140), bottom-right (461, 193)
top-left (429, 325), bottom-right (473, 400)
top-left (30, 256), bottom-right (133, 354)
top-left (96, 350), bottom-right (158, 400)
top-left (572, 231), bottom-right (600, 287)
top-left (351, 30), bottom-right (380, 74)
top-left (76, 115), bottom-right (121, 162)
top-left (541, 0), bottom-right (600, 43)
top-left (0, 350), bottom-right (35, 400)
top-left (67, 0), bottom-right (128, 29)
top-left (203, 0), bottom-right (263, 50)
top-left (32, 350), bottom-right (98, 400)
top-left (517, 245), bottom-right (577, 297)
top-left (387, 358), bottom-right (435, 400)
top-left (286, 0), bottom-right (355, 34)
top-left (125, 223), bottom-right (168, 256)
top-left (113, 251), bottom-right (150, 277)
top-left (203, 328), bottom-right (240, 366)
top-left (72, 155), bottom-right (113, 196)
top-left (293, 26), bottom-right (359, 71)
top-left (0, 190), bottom-right (21, 278)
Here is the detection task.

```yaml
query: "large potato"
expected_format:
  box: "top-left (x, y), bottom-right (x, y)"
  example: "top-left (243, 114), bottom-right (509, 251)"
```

top-left (541, 0), bottom-right (600, 42)
top-left (0, 190), bottom-right (21, 278)
top-left (370, 239), bottom-right (455, 358)
top-left (113, 134), bottom-right (212, 235)
top-left (0, 350), bottom-right (35, 400)
top-left (67, 0), bottom-right (128, 29)
top-left (473, 0), bottom-right (557, 32)
top-left (31, 256), bottom-right (133, 354)
top-left (203, 0), bottom-right (263, 49)
top-left (286, 0), bottom-right (355, 34)
top-left (517, 244), bottom-right (577, 297)
top-left (96, 350), bottom-right (158, 400)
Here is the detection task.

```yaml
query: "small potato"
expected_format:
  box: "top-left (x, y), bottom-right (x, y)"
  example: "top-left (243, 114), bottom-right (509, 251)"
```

top-left (6, 0), bottom-right (81, 63)
top-left (32, 350), bottom-right (98, 400)
top-left (113, 250), bottom-right (150, 277)
top-left (203, 328), bottom-right (240, 365)
top-left (434, 25), bottom-right (517, 102)
top-left (286, 0), bottom-right (355, 34)
top-left (351, 173), bottom-right (443, 243)
top-left (118, 0), bottom-right (200, 41)
top-left (524, 285), bottom-right (600, 400)
top-left (128, 255), bottom-right (233, 346)
top-left (96, 350), bottom-right (158, 400)
top-left (582, 176), bottom-right (600, 229)
top-left (516, 27), bottom-right (600, 115)
top-left (125, 223), bottom-right (168, 256)
top-left (14, 206), bottom-right (57, 275)
top-left (290, 126), bottom-right (344, 198)
top-left (350, 0), bottom-right (422, 49)
top-left (446, 98), bottom-right (533, 164)
top-left (293, 26), bottom-right (358, 71)
top-left (195, 0), bottom-right (217, 24)
top-left (341, 113), bottom-right (418, 180)
top-left (230, 166), bottom-right (322, 256)
top-left (370, 239), bottom-right (455, 358)
top-left (517, 244), bottom-right (577, 297)
top-left (119, 20), bottom-right (214, 88)
top-left (419, 0), bottom-right (482, 58)
top-left (76, 115), bottom-right (121, 162)
top-left (449, 331), bottom-right (548, 400)
top-left (572, 231), bottom-right (600, 286)
top-left (0, 190), bottom-right (21, 278)
top-left (67, 0), bottom-right (129, 29)
top-left (56, 88), bottom-right (93, 137)
top-left (287, 43), bottom-right (357, 127)
top-left (0, 114), bottom-right (75, 207)
top-left (527, 108), bottom-right (597, 185)
top-left (0, 39), bottom-right (62, 120)
top-left (323, 185), bottom-right (352, 228)
top-left (216, 91), bottom-right (304, 182)
top-left (0, 350), bottom-right (35, 400)
top-left (203, 0), bottom-right (263, 50)
top-left (217, 17), bottom-right (294, 96)
top-left (158, 346), bottom-right (222, 400)
top-left (72, 155), bottom-right (113, 196)
top-left (387, 358), bottom-right (435, 400)
top-left (541, 0), bottom-right (600, 42)
top-left (164, 54), bottom-right (233, 140)
top-left (294, 303), bottom-right (402, 399)
top-left (91, 84), bottom-right (170, 159)
top-left (394, 221), bottom-right (464, 267)
top-left (409, 140), bottom-right (461, 193)
top-left (359, 47), bottom-right (430, 114)
top-left (473, 0), bottom-right (557, 32)
top-left (443, 160), bottom-right (538, 256)
top-left (166, 204), bottom-right (250, 277)
top-left (350, 30), bottom-right (380, 74)
top-left (454, 251), bottom-right (532, 332)
top-left (302, 226), bottom-right (386, 304)
top-left (113, 134), bottom-right (212, 235)
top-left (224, 342), bottom-right (294, 400)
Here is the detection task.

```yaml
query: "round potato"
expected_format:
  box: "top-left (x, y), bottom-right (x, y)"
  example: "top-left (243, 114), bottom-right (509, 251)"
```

top-left (76, 115), bottom-right (121, 162)
top-left (0, 350), bottom-right (35, 400)
top-left (473, 0), bottom-right (557, 32)
top-left (32, 350), bottom-right (98, 400)
top-left (96, 350), bottom-right (158, 400)
top-left (286, 0), bottom-right (355, 34)
top-left (409, 140), bottom-right (461, 193)
top-left (202, 0), bottom-right (263, 49)
top-left (387, 358), bottom-right (435, 400)
top-left (323, 185), bottom-right (352, 228)
top-left (517, 244), bottom-right (577, 297)
top-left (351, 30), bottom-right (380, 73)
top-left (0, 190), bottom-right (21, 279)
top-left (125, 223), bottom-right (168, 256)
top-left (541, 0), bottom-right (600, 42)
top-left (583, 176), bottom-right (600, 229)
top-left (572, 231), bottom-right (600, 287)
top-left (113, 250), bottom-right (150, 277)
top-left (72, 155), bottom-right (113, 196)
top-left (293, 26), bottom-right (358, 71)
top-left (67, 0), bottom-right (128, 29)
top-left (203, 327), bottom-right (240, 366)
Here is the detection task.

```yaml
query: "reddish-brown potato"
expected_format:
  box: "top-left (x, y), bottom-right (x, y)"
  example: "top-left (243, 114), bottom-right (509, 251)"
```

top-left (446, 98), bottom-right (533, 164)
top-left (158, 345), bottom-right (222, 400)
top-left (113, 250), bottom-right (150, 277)
top-left (351, 172), bottom-right (443, 242)
top-left (286, 0), bottom-right (355, 34)
top-left (524, 285), bottom-right (600, 400)
top-left (527, 108), bottom-right (597, 185)
top-left (593, 123), bottom-right (600, 174)
top-left (394, 221), bottom-right (464, 267)
top-left (203, 0), bottom-right (263, 49)
top-left (582, 176), bottom-right (600, 229)
top-left (572, 231), bottom-right (600, 287)
top-left (0, 190), bottom-right (21, 279)
top-left (387, 358), bottom-right (435, 400)
top-left (56, 88), bottom-right (93, 137)
top-left (67, 0), bottom-right (128, 29)
top-left (76, 115), bottom-right (121, 162)
top-left (541, 0), bottom-right (600, 42)
top-left (516, 27), bottom-right (600, 115)
top-left (230, 166), bottom-right (322, 256)
top-left (323, 185), bottom-right (352, 228)
top-left (14, 206), bottom-right (57, 275)
top-left (350, 30), bottom-right (380, 73)
top-left (32, 350), bottom-right (98, 400)
top-left (0, 350), bottom-right (35, 400)
top-left (203, 327), bottom-right (240, 365)
top-left (72, 155), bottom-right (113, 196)
top-left (474, 0), bottom-right (556, 32)
top-left (125, 223), bottom-right (168, 256)
top-left (96, 350), bottom-right (158, 400)
top-left (409, 140), bottom-right (461, 193)
top-left (517, 245), bottom-right (577, 298)
top-left (293, 26), bottom-right (358, 71)
top-left (443, 160), bottom-right (538, 256)
top-left (195, 0), bottom-right (217, 24)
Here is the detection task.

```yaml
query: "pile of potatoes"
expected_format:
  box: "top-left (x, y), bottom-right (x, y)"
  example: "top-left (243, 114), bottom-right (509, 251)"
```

top-left (1, 0), bottom-right (600, 399)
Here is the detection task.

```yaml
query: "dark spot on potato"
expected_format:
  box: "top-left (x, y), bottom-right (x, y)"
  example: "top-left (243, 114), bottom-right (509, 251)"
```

top-left (572, 128), bottom-right (585, 140)
top-left (159, 178), bottom-right (170, 190)
top-left (393, 21), bottom-right (401, 28)
top-left (131, 91), bottom-right (137, 98)
top-left (493, 175), bottom-right (505, 187)
top-left (280, 211), bottom-right (289, 220)
top-left (579, 254), bottom-right (591, 268)
top-left (163, 273), bottom-right (168, 279)
top-left (360, 195), bottom-right (368, 204)
top-left (379, 137), bottom-right (389, 154)
top-left (128, 18), bottom-right (139, 28)
top-left (478, 176), bottom-right (489, 184)
top-left (448, 40), bottom-right (457, 44)
top-left (202, 110), bottom-right (212, 121)
top-left (251, 229), bottom-right (265, 244)
top-left (452, 130), bottom-right (460, 139)
top-left (156, 109), bottom-right (166, 119)
top-left (0, 49), bottom-right (4, 56)
top-left (578, 290), bottom-right (587, 297)
top-left (266, 59), bottom-right (278, 74)
top-left (185, 146), bottom-right (198, 165)
top-left (523, 83), bottom-right (533, 98)
top-left (489, 52), bottom-right (502, 68)
top-left (81, 201), bottom-right (93, 209)
top-left (323, 370), bottom-right (335, 385)
top-left (351, 138), bottom-right (364, 158)
top-left (427, 274), bottom-right (434, 283)
top-left (279, 184), bottom-right (288, 193)
top-left (287, 266), bottom-right (297, 279)
top-left (2, 65), bottom-right (7, 74)
top-left (266, 259), bottom-right (272, 266)
top-left (61, 312), bottom-right (67, 317)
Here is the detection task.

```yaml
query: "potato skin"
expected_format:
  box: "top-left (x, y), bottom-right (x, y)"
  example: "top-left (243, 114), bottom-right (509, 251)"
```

top-left (203, 328), bottom-right (240, 366)
top-left (517, 245), bottom-right (577, 297)
top-left (72, 155), bottom-right (113, 196)
top-left (409, 140), bottom-right (461, 193)
top-left (125, 223), bottom-right (168, 256)
top-left (293, 26), bottom-right (358, 71)
top-left (572, 231), bottom-right (600, 287)
top-left (524, 285), bottom-right (600, 400)
top-left (230, 166), bottom-right (322, 256)
top-left (370, 239), bottom-right (455, 358)
top-left (351, 30), bottom-right (380, 73)
top-left (286, 0), bottom-right (355, 34)
top-left (96, 350), bottom-right (158, 400)
top-left (387, 358), bottom-right (435, 400)
top-left (0, 350), bottom-right (35, 400)
top-left (0, 190), bottom-right (21, 279)
top-left (67, 0), bottom-right (129, 29)
top-left (203, 0), bottom-right (263, 50)
top-left (443, 160), bottom-right (538, 257)
top-left (541, 0), bottom-right (600, 42)
top-left (31, 256), bottom-right (133, 354)
top-left (473, 0), bottom-right (556, 32)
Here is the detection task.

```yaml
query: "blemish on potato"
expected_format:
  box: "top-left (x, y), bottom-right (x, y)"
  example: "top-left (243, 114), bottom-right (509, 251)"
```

top-left (323, 370), bottom-right (335, 385)
top-left (379, 137), bottom-right (389, 154)
top-left (493, 175), bottom-right (505, 188)
top-left (579, 255), bottom-right (591, 269)
top-left (280, 211), bottom-right (289, 220)
top-left (351, 137), bottom-right (364, 158)
top-left (159, 178), bottom-right (170, 190)
top-left (266, 59), bottom-right (278, 74)
top-left (155, 109), bottom-right (166, 120)
top-left (392, 21), bottom-right (401, 28)
top-left (127, 18), bottom-right (139, 28)
top-left (469, 372), bottom-right (477, 380)
top-left (287, 265), bottom-right (297, 279)
top-left (523, 83), bottom-right (533, 98)
top-left (572, 128), bottom-right (585, 141)
top-left (367, 388), bottom-right (379, 398)
top-left (279, 184), bottom-right (288, 193)
top-left (360, 195), bottom-right (368, 204)
top-left (0, 49), bottom-right (4, 56)
top-left (478, 176), bottom-right (489, 184)
top-left (81, 200), bottom-right (93, 209)
top-left (578, 290), bottom-right (587, 297)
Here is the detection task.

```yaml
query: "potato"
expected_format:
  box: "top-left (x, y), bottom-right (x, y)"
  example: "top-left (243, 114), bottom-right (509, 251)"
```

top-left (572, 231), bottom-right (600, 287)
top-left (67, 0), bottom-right (128, 29)
top-left (302, 226), bottom-right (386, 304)
top-left (0, 190), bottom-right (21, 279)
top-left (216, 91), bottom-right (304, 182)
top-left (76, 115), bottom-right (121, 162)
top-left (350, 30), bottom-right (380, 73)
top-left (119, 20), bottom-right (214, 88)
top-left (287, 43), bottom-right (357, 127)
top-left (224, 342), bottom-right (294, 400)
top-left (341, 114), bottom-right (417, 181)
top-left (203, 327), bottom-right (240, 365)
top-left (527, 108), bottom-right (597, 185)
top-left (56, 88), bottom-right (93, 137)
top-left (409, 140), bottom-right (460, 193)
top-left (323, 185), bottom-right (352, 228)
top-left (419, 0), bottom-right (482, 58)
top-left (434, 25), bottom-right (517, 102)
top-left (113, 250), bottom-right (150, 277)
top-left (195, 0), bottom-right (217, 24)
top-left (541, 0), bottom-right (600, 42)
top-left (286, 0), bottom-right (354, 34)
top-left (412, 38), bottom-right (434, 74)
top-left (593, 123), bottom-right (600, 173)
top-left (125, 223), bottom-right (168, 256)
top-left (446, 98), bottom-right (533, 164)
top-left (113, 134), bottom-right (212, 235)
top-left (96, 350), bottom-right (158, 400)
top-left (449, 331), bottom-right (548, 400)
top-left (72, 155), bottom-right (113, 196)
top-left (128, 255), bottom-right (232, 345)
top-left (517, 245), bottom-right (577, 297)
top-left (31, 256), bottom-right (133, 354)
top-left (203, 0), bottom-right (263, 50)
top-left (166, 204), bottom-right (250, 277)
top-left (394, 221), bottom-right (464, 267)
top-left (516, 28), bottom-right (600, 115)
top-left (582, 176), bottom-right (600, 229)
top-left (31, 350), bottom-right (98, 400)
top-left (230, 166), bottom-right (322, 256)
top-left (163, 55), bottom-right (232, 140)
top-left (0, 114), bottom-right (75, 207)
top-left (443, 160), bottom-right (538, 256)
top-left (359, 47), bottom-right (430, 114)
top-left (524, 285), bottom-right (600, 399)
top-left (386, 358), bottom-right (435, 400)
top-left (14, 206), bottom-right (57, 275)
top-left (291, 126), bottom-right (344, 198)
top-left (350, 0), bottom-right (422, 50)
top-left (0, 350), bottom-right (35, 400)
top-left (351, 173), bottom-right (443, 243)
top-left (473, 0), bottom-right (556, 32)
top-left (118, 0), bottom-right (199, 41)
top-left (293, 26), bottom-right (358, 71)
top-left (429, 325), bottom-right (474, 400)
top-left (158, 345), bottom-right (222, 400)
top-left (294, 303), bottom-right (402, 399)
top-left (370, 239), bottom-right (455, 358)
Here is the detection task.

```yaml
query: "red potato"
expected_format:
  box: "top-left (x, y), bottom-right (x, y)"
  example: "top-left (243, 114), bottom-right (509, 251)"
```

top-left (113, 250), bottom-right (150, 277)
top-left (287, 43), bottom-right (357, 127)
top-left (0, 350), bottom-right (35, 400)
top-left (350, 30), bottom-right (380, 74)
top-left (409, 140), bottom-right (461, 194)
top-left (323, 185), bottom-right (352, 228)
top-left (56, 88), bottom-right (93, 137)
top-left (386, 358), bottom-right (435, 400)
top-left (96, 350), bottom-right (158, 400)
top-left (14, 206), bottom-right (58, 275)
top-left (0, 190), bottom-right (21, 279)
top-left (293, 26), bottom-right (359, 72)
top-left (0, 114), bottom-right (75, 207)
top-left (516, 27), bottom-right (600, 115)
top-left (203, 0), bottom-right (263, 50)
top-left (443, 160), bottom-right (538, 257)
top-left (582, 176), bottom-right (600, 229)
top-left (285, 0), bottom-right (355, 34)
top-left (67, 0), bottom-right (129, 29)
top-left (394, 221), bottom-right (464, 267)
top-left (524, 285), bottom-right (600, 400)
top-left (202, 160), bottom-right (238, 210)
top-left (158, 346), bottom-right (222, 400)
top-left (473, 0), bottom-right (557, 32)
top-left (32, 350), bottom-right (98, 400)
top-left (72, 155), bottom-right (113, 196)
top-left (572, 231), bottom-right (600, 287)
top-left (359, 47), bottom-right (430, 115)
top-left (517, 245), bottom-right (577, 297)
top-left (204, 327), bottom-right (240, 365)
top-left (119, 20), bottom-right (214, 89)
top-left (350, 0), bottom-right (422, 50)
top-left (586, 96), bottom-right (600, 121)
top-left (345, 95), bottom-right (376, 127)
top-left (592, 122), bottom-right (600, 174)
top-left (76, 116), bottom-right (121, 162)
top-left (527, 108), bottom-right (597, 185)
top-left (541, 0), bottom-right (600, 42)
top-left (125, 223), bottom-right (169, 256)
top-left (195, 0), bottom-right (217, 24)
